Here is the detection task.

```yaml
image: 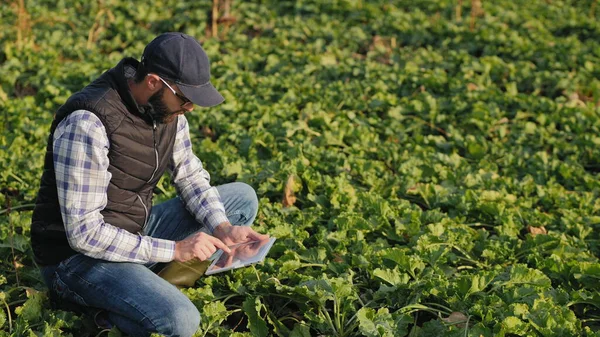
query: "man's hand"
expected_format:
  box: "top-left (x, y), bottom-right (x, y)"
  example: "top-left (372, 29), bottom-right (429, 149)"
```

top-left (215, 238), bottom-right (270, 268)
top-left (173, 232), bottom-right (231, 262)
top-left (213, 222), bottom-right (269, 246)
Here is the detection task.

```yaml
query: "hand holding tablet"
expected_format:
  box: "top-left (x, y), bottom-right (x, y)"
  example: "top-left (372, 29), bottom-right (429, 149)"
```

top-left (205, 237), bottom-right (277, 275)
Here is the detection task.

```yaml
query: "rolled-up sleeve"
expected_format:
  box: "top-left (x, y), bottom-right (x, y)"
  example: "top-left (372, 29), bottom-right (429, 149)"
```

top-left (169, 115), bottom-right (229, 233)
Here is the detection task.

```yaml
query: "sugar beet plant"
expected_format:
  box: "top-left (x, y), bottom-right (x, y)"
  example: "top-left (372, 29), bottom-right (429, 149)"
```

top-left (2, 0), bottom-right (600, 336)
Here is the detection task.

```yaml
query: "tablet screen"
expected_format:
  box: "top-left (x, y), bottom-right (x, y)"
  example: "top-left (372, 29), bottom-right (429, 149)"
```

top-left (205, 237), bottom-right (276, 275)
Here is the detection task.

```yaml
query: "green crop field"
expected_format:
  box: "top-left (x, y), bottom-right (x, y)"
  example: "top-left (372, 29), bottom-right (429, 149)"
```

top-left (2, 0), bottom-right (600, 336)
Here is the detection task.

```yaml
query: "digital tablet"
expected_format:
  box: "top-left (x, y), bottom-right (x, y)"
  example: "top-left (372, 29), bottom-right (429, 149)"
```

top-left (205, 237), bottom-right (276, 275)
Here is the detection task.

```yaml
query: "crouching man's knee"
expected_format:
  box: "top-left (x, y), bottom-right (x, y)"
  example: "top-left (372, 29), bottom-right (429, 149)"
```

top-left (229, 182), bottom-right (259, 227)
top-left (152, 301), bottom-right (200, 337)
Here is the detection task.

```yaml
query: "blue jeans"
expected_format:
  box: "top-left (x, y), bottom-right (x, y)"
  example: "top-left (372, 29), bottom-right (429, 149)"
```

top-left (40, 182), bottom-right (258, 337)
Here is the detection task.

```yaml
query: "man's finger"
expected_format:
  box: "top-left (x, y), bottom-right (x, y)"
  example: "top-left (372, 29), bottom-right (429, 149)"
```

top-left (248, 230), bottom-right (269, 241)
top-left (194, 245), bottom-right (208, 261)
top-left (201, 246), bottom-right (213, 260)
top-left (208, 235), bottom-right (231, 253)
top-left (225, 253), bottom-right (234, 267)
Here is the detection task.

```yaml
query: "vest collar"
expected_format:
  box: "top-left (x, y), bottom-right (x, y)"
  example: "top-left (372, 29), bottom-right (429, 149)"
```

top-left (109, 57), bottom-right (154, 124)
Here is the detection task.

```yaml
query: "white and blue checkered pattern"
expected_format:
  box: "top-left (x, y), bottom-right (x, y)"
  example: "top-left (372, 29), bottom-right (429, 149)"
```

top-left (53, 110), bottom-right (228, 263)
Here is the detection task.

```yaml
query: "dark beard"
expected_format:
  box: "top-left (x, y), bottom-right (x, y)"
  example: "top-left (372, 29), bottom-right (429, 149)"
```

top-left (146, 88), bottom-right (180, 124)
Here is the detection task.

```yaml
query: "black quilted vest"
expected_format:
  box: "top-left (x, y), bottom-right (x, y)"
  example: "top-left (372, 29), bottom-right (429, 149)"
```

top-left (30, 57), bottom-right (178, 266)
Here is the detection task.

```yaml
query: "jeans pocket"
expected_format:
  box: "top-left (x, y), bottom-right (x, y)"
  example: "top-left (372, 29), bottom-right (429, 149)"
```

top-left (53, 272), bottom-right (89, 307)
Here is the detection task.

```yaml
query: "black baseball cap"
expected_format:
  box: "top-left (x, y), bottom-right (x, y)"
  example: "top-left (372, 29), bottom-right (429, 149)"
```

top-left (141, 32), bottom-right (224, 107)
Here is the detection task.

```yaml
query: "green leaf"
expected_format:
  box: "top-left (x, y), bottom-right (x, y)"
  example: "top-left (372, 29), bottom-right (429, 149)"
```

top-left (466, 136), bottom-right (487, 159)
top-left (506, 264), bottom-right (551, 288)
top-left (357, 308), bottom-right (378, 337)
top-left (574, 262), bottom-right (600, 281)
top-left (418, 319), bottom-right (447, 336)
top-left (243, 297), bottom-right (268, 337)
top-left (373, 268), bottom-right (410, 286)
top-left (320, 54), bottom-right (337, 66)
top-left (109, 327), bottom-right (124, 337)
top-left (15, 290), bottom-right (45, 323)
top-left (357, 307), bottom-right (409, 337)
top-left (500, 316), bottom-right (529, 335)
top-left (222, 160), bottom-right (243, 177)
top-left (280, 260), bottom-right (303, 273)
top-left (466, 272), bottom-right (496, 298)
top-left (527, 298), bottom-right (579, 336)
top-left (200, 301), bottom-right (231, 332)
top-left (289, 324), bottom-right (311, 337)
top-left (380, 248), bottom-right (425, 279)
top-left (569, 290), bottom-right (600, 308)
top-left (0, 234), bottom-right (29, 252)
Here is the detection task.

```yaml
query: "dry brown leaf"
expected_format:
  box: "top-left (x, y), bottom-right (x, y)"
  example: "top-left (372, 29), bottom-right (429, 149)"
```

top-left (487, 117), bottom-right (510, 133)
top-left (13, 261), bottom-right (24, 269)
top-left (282, 175), bottom-right (297, 207)
top-left (467, 83), bottom-right (478, 91)
top-left (332, 253), bottom-right (344, 263)
top-left (442, 312), bottom-right (468, 327)
top-left (25, 287), bottom-right (39, 297)
top-left (496, 117), bottom-right (509, 125)
top-left (406, 184), bottom-right (421, 193)
top-left (200, 125), bottom-right (215, 140)
top-left (568, 92), bottom-right (580, 102)
top-left (528, 226), bottom-right (547, 236)
top-left (371, 35), bottom-right (383, 48)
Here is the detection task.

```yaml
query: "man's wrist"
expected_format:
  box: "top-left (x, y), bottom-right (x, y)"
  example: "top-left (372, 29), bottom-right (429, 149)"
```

top-left (213, 221), bottom-right (232, 236)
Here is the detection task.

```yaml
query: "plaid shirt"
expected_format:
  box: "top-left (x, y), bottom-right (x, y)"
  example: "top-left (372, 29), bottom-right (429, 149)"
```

top-left (53, 110), bottom-right (229, 263)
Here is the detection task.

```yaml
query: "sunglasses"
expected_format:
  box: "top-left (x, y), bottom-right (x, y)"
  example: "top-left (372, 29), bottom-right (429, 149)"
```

top-left (156, 76), bottom-right (193, 108)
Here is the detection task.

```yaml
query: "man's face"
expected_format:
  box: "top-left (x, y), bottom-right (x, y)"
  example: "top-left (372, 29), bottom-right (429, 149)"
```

top-left (146, 77), bottom-right (194, 124)
top-left (147, 88), bottom-right (179, 124)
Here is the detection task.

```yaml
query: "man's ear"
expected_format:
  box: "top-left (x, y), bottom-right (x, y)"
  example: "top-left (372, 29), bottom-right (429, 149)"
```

top-left (146, 74), bottom-right (161, 91)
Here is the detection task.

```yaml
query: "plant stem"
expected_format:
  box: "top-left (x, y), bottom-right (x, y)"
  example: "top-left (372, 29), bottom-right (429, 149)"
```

top-left (253, 265), bottom-right (261, 281)
top-left (319, 306), bottom-right (337, 336)
top-left (346, 300), bottom-right (376, 327)
top-left (220, 293), bottom-right (239, 304)
top-left (94, 329), bottom-right (111, 337)
top-left (212, 0), bottom-right (219, 37)
top-left (514, 240), bottom-right (558, 260)
top-left (5, 195), bottom-right (20, 287)
top-left (2, 299), bottom-right (12, 333)
top-left (464, 315), bottom-right (471, 337)
top-left (6, 299), bottom-right (26, 307)
top-left (0, 203), bottom-right (35, 215)
top-left (298, 263), bottom-right (327, 268)
top-left (423, 302), bottom-right (453, 315)
top-left (334, 298), bottom-right (342, 336)
top-left (581, 318), bottom-right (600, 323)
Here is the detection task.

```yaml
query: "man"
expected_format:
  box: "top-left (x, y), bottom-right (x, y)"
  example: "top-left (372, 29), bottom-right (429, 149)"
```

top-left (30, 32), bottom-right (268, 337)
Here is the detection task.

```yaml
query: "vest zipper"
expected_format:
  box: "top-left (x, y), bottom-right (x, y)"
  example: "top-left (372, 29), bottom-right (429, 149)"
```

top-left (147, 120), bottom-right (159, 183)
top-left (141, 119), bottom-right (158, 232)
top-left (137, 194), bottom-right (149, 233)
